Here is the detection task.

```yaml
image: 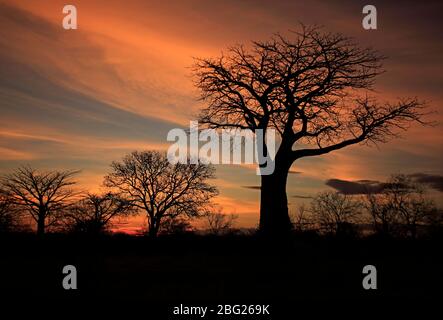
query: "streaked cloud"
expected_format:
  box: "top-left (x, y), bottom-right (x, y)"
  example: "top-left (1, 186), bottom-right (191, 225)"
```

top-left (241, 186), bottom-right (261, 190)
top-left (326, 173), bottom-right (443, 195)
top-left (0, 0), bottom-right (442, 229)
top-left (325, 179), bottom-right (386, 195)
top-left (409, 173), bottom-right (443, 192)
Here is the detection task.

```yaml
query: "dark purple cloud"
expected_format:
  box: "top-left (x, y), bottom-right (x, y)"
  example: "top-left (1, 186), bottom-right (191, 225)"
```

top-left (241, 185), bottom-right (261, 190)
top-left (326, 173), bottom-right (443, 194)
top-left (409, 173), bottom-right (443, 192)
top-left (325, 179), bottom-right (386, 195)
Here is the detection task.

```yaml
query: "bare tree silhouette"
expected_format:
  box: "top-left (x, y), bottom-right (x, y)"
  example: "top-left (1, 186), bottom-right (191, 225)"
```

top-left (290, 204), bottom-right (315, 233)
top-left (366, 191), bottom-right (398, 237)
top-left (0, 189), bottom-right (18, 233)
top-left (159, 216), bottom-right (194, 235)
top-left (205, 208), bottom-right (238, 235)
top-left (0, 166), bottom-right (79, 235)
top-left (366, 174), bottom-right (438, 238)
top-left (193, 25), bottom-right (430, 236)
top-left (65, 192), bottom-right (135, 234)
top-left (311, 191), bottom-right (361, 236)
top-left (104, 151), bottom-right (218, 237)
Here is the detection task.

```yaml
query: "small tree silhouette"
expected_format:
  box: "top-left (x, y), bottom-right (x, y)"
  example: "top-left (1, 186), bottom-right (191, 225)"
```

top-left (104, 151), bottom-right (218, 237)
top-left (290, 204), bottom-right (315, 233)
top-left (159, 216), bottom-right (194, 235)
top-left (205, 208), bottom-right (238, 235)
top-left (311, 191), bottom-right (361, 236)
top-left (0, 190), bottom-right (18, 233)
top-left (65, 192), bottom-right (135, 234)
top-left (1, 166), bottom-right (79, 235)
top-left (366, 174), bottom-right (438, 238)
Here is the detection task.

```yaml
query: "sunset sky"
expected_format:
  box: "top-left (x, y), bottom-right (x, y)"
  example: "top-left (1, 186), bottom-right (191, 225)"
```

top-left (1, 0), bottom-right (442, 232)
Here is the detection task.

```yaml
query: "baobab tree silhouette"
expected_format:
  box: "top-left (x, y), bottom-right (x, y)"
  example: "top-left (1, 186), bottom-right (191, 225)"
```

top-left (1, 166), bottom-right (79, 235)
top-left (193, 25), bottom-right (429, 237)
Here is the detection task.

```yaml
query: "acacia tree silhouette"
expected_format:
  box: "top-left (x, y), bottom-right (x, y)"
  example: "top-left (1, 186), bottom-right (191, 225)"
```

top-left (104, 151), bottom-right (218, 237)
top-left (193, 25), bottom-right (429, 237)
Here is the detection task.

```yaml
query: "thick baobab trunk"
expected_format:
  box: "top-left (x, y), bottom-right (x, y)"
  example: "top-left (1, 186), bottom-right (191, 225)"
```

top-left (259, 156), bottom-right (292, 236)
top-left (148, 216), bottom-right (160, 237)
top-left (37, 214), bottom-right (45, 235)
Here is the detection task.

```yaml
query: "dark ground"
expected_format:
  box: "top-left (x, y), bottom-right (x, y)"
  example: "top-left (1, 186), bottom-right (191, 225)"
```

top-left (0, 233), bottom-right (442, 317)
